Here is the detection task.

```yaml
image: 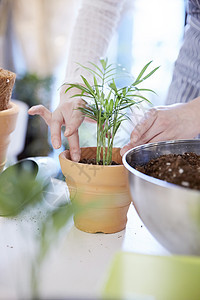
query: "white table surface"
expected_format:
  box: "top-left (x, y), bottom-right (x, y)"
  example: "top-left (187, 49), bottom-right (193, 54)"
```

top-left (0, 178), bottom-right (169, 300)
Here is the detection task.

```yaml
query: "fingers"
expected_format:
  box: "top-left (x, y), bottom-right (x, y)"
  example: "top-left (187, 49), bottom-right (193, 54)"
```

top-left (50, 120), bottom-right (62, 149)
top-left (61, 101), bottom-right (83, 161)
top-left (120, 143), bottom-right (134, 156)
top-left (120, 103), bottom-right (198, 157)
top-left (50, 108), bottom-right (66, 149)
top-left (147, 132), bottom-right (170, 143)
top-left (64, 100), bottom-right (85, 137)
top-left (28, 105), bottom-right (52, 126)
top-left (130, 108), bottom-right (157, 143)
top-left (67, 130), bottom-right (81, 162)
top-left (29, 105), bottom-right (62, 149)
top-left (120, 139), bottom-right (143, 156)
top-left (120, 131), bottom-right (167, 157)
top-left (64, 113), bottom-right (83, 137)
top-left (28, 102), bottom-right (83, 159)
top-left (120, 109), bottom-right (159, 156)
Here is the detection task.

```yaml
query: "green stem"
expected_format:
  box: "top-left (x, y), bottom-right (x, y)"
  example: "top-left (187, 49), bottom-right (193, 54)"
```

top-left (101, 119), bottom-right (106, 165)
top-left (96, 66), bottom-right (106, 164)
top-left (108, 135), bottom-right (114, 165)
top-left (96, 109), bottom-right (102, 164)
top-left (106, 131), bottom-right (111, 163)
top-left (102, 132), bottom-right (106, 165)
top-left (107, 109), bottom-right (118, 165)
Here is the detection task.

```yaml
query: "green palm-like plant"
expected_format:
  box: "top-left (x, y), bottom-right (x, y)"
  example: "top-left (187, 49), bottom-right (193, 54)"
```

top-left (65, 58), bottom-right (159, 165)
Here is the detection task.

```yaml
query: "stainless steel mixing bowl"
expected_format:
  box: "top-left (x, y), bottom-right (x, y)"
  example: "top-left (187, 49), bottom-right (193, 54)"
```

top-left (123, 139), bottom-right (200, 255)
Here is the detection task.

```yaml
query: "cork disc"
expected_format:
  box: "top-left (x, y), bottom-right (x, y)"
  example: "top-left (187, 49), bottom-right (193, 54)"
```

top-left (0, 68), bottom-right (16, 111)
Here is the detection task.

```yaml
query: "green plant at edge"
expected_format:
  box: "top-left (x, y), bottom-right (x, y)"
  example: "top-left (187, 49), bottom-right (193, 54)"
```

top-left (0, 164), bottom-right (44, 217)
top-left (65, 58), bottom-right (159, 165)
top-left (0, 164), bottom-right (77, 299)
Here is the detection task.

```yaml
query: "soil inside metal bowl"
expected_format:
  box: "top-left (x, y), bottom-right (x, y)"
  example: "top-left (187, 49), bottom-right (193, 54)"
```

top-left (135, 152), bottom-right (200, 190)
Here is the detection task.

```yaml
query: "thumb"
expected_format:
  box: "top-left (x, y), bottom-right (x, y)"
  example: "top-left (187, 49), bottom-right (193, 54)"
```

top-left (120, 143), bottom-right (134, 156)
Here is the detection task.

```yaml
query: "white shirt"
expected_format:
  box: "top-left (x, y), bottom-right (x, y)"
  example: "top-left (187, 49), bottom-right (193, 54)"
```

top-left (65, 0), bottom-right (200, 106)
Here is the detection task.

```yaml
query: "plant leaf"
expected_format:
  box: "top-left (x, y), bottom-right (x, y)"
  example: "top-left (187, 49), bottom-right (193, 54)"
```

top-left (0, 163), bottom-right (44, 217)
top-left (76, 62), bottom-right (103, 80)
top-left (133, 65), bottom-right (160, 86)
top-left (80, 76), bottom-right (95, 95)
top-left (132, 61), bottom-right (152, 84)
top-left (100, 58), bottom-right (108, 70)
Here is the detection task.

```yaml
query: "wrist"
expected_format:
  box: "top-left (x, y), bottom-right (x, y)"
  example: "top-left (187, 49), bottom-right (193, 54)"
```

top-left (59, 83), bottom-right (83, 104)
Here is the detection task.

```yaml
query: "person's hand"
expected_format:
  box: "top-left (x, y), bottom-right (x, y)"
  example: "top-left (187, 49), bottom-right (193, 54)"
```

top-left (28, 86), bottom-right (85, 162)
top-left (120, 98), bottom-right (200, 156)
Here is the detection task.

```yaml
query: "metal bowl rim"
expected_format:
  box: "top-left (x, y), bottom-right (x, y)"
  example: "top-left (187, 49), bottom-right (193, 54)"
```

top-left (122, 139), bottom-right (200, 194)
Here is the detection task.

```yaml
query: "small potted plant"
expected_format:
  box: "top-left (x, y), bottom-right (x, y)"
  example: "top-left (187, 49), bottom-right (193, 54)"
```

top-left (59, 58), bottom-right (158, 233)
top-left (0, 68), bottom-right (19, 171)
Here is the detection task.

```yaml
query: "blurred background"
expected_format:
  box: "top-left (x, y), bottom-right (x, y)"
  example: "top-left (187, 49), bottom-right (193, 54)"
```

top-left (0, 0), bottom-right (186, 161)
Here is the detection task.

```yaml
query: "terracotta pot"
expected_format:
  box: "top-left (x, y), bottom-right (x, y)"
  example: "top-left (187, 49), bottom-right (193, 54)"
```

top-left (59, 147), bottom-right (131, 233)
top-left (0, 102), bottom-right (19, 171)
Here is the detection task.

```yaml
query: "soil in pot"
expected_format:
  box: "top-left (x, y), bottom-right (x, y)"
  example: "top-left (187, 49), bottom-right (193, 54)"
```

top-left (134, 152), bottom-right (200, 190)
top-left (79, 158), bottom-right (119, 165)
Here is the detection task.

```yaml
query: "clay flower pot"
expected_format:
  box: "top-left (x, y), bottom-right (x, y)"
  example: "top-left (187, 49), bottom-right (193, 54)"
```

top-left (0, 102), bottom-right (19, 171)
top-left (59, 147), bottom-right (131, 233)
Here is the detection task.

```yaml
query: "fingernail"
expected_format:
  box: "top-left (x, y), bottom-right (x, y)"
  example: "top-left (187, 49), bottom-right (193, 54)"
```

top-left (28, 107), bottom-right (34, 113)
top-left (53, 140), bottom-right (60, 149)
top-left (72, 154), bottom-right (80, 162)
top-left (64, 128), bottom-right (71, 137)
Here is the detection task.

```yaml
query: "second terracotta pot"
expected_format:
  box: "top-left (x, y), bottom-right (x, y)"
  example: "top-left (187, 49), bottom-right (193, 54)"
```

top-left (0, 102), bottom-right (19, 172)
top-left (59, 147), bottom-right (131, 233)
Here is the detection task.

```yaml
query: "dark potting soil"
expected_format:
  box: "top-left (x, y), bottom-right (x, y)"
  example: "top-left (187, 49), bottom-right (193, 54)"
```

top-left (79, 158), bottom-right (120, 165)
top-left (135, 152), bottom-right (200, 190)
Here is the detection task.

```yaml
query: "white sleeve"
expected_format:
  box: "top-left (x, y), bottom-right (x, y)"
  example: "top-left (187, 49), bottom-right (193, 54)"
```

top-left (64, 0), bottom-right (126, 84)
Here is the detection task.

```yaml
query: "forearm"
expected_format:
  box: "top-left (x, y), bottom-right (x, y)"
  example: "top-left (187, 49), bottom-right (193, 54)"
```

top-left (64, 0), bottom-right (125, 84)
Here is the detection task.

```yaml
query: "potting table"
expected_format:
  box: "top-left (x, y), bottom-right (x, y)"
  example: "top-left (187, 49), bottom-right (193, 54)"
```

top-left (0, 178), bottom-right (169, 300)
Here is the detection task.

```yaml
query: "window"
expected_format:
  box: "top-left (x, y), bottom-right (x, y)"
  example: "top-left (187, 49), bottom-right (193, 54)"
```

top-left (107, 0), bottom-right (186, 105)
